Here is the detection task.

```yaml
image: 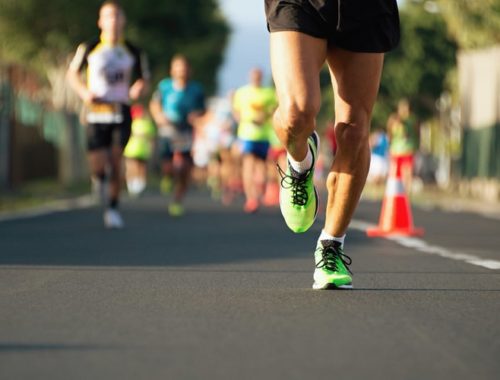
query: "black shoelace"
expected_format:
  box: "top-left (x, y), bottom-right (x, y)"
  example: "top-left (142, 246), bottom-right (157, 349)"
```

top-left (315, 241), bottom-right (353, 274)
top-left (277, 164), bottom-right (309, 206)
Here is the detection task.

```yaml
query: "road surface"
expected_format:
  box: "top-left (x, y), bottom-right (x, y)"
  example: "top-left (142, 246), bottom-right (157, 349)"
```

top-left (1, 190), bottom-right (499, 379)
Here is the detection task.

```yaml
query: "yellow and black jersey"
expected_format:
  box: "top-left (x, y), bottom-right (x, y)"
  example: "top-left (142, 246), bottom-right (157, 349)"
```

top-left (69, 38), bottom-right (150, 104)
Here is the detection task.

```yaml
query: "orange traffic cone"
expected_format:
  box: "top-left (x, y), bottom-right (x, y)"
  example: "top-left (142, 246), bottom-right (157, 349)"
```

top-left (366, 158), bottom-right (424, 237)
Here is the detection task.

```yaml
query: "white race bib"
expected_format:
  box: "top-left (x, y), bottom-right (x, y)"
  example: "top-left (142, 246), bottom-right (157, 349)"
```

top-left (87, 103), bottom-right (124, 124)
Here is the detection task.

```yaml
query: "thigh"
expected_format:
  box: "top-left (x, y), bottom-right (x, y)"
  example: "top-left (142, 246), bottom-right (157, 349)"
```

top-left (270, 31), bottom-right (327, 113)
top-left (87, 123), bottom-right (112, 151)
top-left (110, 145), bottom-right (124, 167)
top-left (87, 149), bottom-right (108, 173)
top-left (327, 47), bottom-right (384, 124)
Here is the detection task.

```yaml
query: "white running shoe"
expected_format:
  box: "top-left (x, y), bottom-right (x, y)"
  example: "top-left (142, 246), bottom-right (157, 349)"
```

top-left (103, 208), bottom-right (124, 229)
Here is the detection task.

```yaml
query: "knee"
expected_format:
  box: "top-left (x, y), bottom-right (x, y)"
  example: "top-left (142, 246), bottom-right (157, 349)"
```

top-left (335, 115), bottom-right (370, 149)
top-left (276, 99), bottom-right (319, 137)
top-left (326, 171), bottom-right (339, 193)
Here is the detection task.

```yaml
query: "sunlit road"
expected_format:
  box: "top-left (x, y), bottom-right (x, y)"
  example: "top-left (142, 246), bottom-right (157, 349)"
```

top-left (1, 190), bottom-right (499, 379)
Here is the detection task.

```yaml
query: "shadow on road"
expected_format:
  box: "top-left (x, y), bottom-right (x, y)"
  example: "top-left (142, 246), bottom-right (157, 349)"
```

top-left (0, 343), bottom-right (117, 353)
top-left (0, 193), bottom-right (371, 268)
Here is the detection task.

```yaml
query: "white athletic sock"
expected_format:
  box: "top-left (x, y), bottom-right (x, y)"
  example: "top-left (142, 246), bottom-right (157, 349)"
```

top-left (288, 148), bottom-right (313, 174)
top-left (318, 230), bottom-right (346, 248)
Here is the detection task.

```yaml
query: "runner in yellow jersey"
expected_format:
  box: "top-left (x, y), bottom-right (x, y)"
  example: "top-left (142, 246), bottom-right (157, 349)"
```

top-left (233, 68), bottom-right (277, 213)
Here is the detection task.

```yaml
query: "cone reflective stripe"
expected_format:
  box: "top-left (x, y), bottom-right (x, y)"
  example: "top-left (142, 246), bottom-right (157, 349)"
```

top-left (367, 164), bottom-right (424, 237)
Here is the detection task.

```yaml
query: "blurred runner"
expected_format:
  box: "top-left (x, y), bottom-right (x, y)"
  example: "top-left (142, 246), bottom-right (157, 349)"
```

top-left (387, 99), bottom-right (420, 193)
top-left (123, 104), bottom-right (156, 196)
top-left (191, 97), bottom-right (237, 201)
top-left (367, 126), bottom-right (389, 185)
top-left (263, 128), bottom-right (286, 207)
top-left (233, 68), bottom-right (277, 213)
top-left (266, 0), bottom-right (400, 289)
top-left (191, 102), bottom-right (220, 195)
top-left (149, 55), bottom-right (206, 217)
top-left (67, 0), bottom-right (149, 228)
top-left (216, 91), bottom-right (241, 205)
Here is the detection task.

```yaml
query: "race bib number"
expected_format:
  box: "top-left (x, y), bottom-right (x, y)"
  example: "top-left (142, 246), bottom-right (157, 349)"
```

top-left (87, 103), bottom-right (124, 124)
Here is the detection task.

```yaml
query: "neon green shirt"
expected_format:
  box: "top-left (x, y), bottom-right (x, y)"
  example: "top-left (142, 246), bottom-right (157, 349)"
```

top-left (389, 116), bottom-right (418, 155)
top-left (233, 85), bottom-right (277, 142)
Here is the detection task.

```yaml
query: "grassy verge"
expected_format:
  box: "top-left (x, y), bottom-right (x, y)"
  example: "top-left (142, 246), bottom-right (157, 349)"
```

top-left (0, 179), bottom-right (90, 213)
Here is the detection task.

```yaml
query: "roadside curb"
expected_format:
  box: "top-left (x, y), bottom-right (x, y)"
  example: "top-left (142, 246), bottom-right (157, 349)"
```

top-left (0, 195), bottom-right (96, 223)
top-left (361, 186), bottom-right (500, 221)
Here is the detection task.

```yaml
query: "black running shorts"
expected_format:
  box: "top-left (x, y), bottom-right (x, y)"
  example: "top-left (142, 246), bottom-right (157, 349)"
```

top-left (265, 0), bottom-right (400, 53)
top-left (86, 104), bottom-right (132, 151)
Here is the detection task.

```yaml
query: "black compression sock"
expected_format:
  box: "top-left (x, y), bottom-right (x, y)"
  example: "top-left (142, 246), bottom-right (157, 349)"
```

top-left (109, 199), bottom-right (119, 209)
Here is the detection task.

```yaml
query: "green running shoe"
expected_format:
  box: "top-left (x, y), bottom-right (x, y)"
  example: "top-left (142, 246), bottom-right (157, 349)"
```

top-left (168, 202), bottom-right (184, 217)
top-left (313, 240), bottom-right (353, 290)
top-left (277, 131), bottom-right (319, 233)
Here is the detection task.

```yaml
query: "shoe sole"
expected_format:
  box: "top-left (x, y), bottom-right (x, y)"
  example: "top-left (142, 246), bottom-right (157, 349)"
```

top-left (312, 282), bottom-right (353, 290)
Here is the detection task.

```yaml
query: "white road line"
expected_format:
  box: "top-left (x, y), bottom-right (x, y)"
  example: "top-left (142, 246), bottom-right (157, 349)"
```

top-left (350, 220), bottom-right (500, 271)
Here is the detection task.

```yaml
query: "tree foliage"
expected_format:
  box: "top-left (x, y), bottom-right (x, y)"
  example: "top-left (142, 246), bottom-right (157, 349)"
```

top-left (373, 1), bottom-right (457, 127)
top-left (437, 0), bottom-right (500, 49)
top-left (0, 0), bottom-right (229, 94)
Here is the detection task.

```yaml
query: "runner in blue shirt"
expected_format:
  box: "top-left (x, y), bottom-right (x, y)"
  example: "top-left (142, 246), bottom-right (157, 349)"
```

top-left (150, 55), bottom-right (206, 216)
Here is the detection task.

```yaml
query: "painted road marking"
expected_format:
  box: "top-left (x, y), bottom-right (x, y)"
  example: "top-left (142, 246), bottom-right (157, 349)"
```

top-left (350, 220), bottom-right (500, 271)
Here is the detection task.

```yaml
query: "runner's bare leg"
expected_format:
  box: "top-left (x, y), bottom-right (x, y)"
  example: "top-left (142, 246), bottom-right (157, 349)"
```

top-left (270, 32), bottom-right (327, 162)
top-left (324, 48), bottom-right (384, 236)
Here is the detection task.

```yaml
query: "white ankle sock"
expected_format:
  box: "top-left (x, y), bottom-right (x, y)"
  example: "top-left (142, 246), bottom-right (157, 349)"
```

top-left (318, 230), bottom-right (346, 248)
top-left (288, 148), bottom-right (313, 174)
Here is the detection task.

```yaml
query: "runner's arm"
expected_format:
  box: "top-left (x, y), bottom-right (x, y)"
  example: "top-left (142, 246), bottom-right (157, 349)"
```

top-left (129, 78), bottom-right (148, 101)
top-left (129, 47), bottom-right (150, 101)
top-left (149, 94), bottom-right (170, 126)
top-left (187, 85), bottom-right (207, 126)
top-left (66, 43), bottom-right (95, 104)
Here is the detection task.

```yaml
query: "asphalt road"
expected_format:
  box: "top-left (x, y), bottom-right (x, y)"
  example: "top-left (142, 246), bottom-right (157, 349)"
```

top-left (0, 190), bottom-right (499, 380)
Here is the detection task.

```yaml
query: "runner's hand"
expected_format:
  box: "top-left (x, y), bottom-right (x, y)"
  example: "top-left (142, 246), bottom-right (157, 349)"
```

top-left (158, 123), bottom-right (178, 139)
top-left (82, 90), bottom-right (97, 105)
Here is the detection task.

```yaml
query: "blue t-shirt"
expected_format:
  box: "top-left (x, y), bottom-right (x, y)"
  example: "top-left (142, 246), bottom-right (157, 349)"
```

top-left (154, 78), bottom-right (205, 131)
top-left (372, 132), bottom-right (389, 158)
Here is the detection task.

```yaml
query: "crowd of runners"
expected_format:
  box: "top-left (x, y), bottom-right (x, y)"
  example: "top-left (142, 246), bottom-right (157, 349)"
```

top-left (66, 1), bottom-right (296, 224)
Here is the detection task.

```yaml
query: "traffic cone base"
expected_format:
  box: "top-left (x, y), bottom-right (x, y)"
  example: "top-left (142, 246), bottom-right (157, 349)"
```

top-left (367, 226), bottom-right (424, 237)
top-left (366, 171), bottom-right (424, 237)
